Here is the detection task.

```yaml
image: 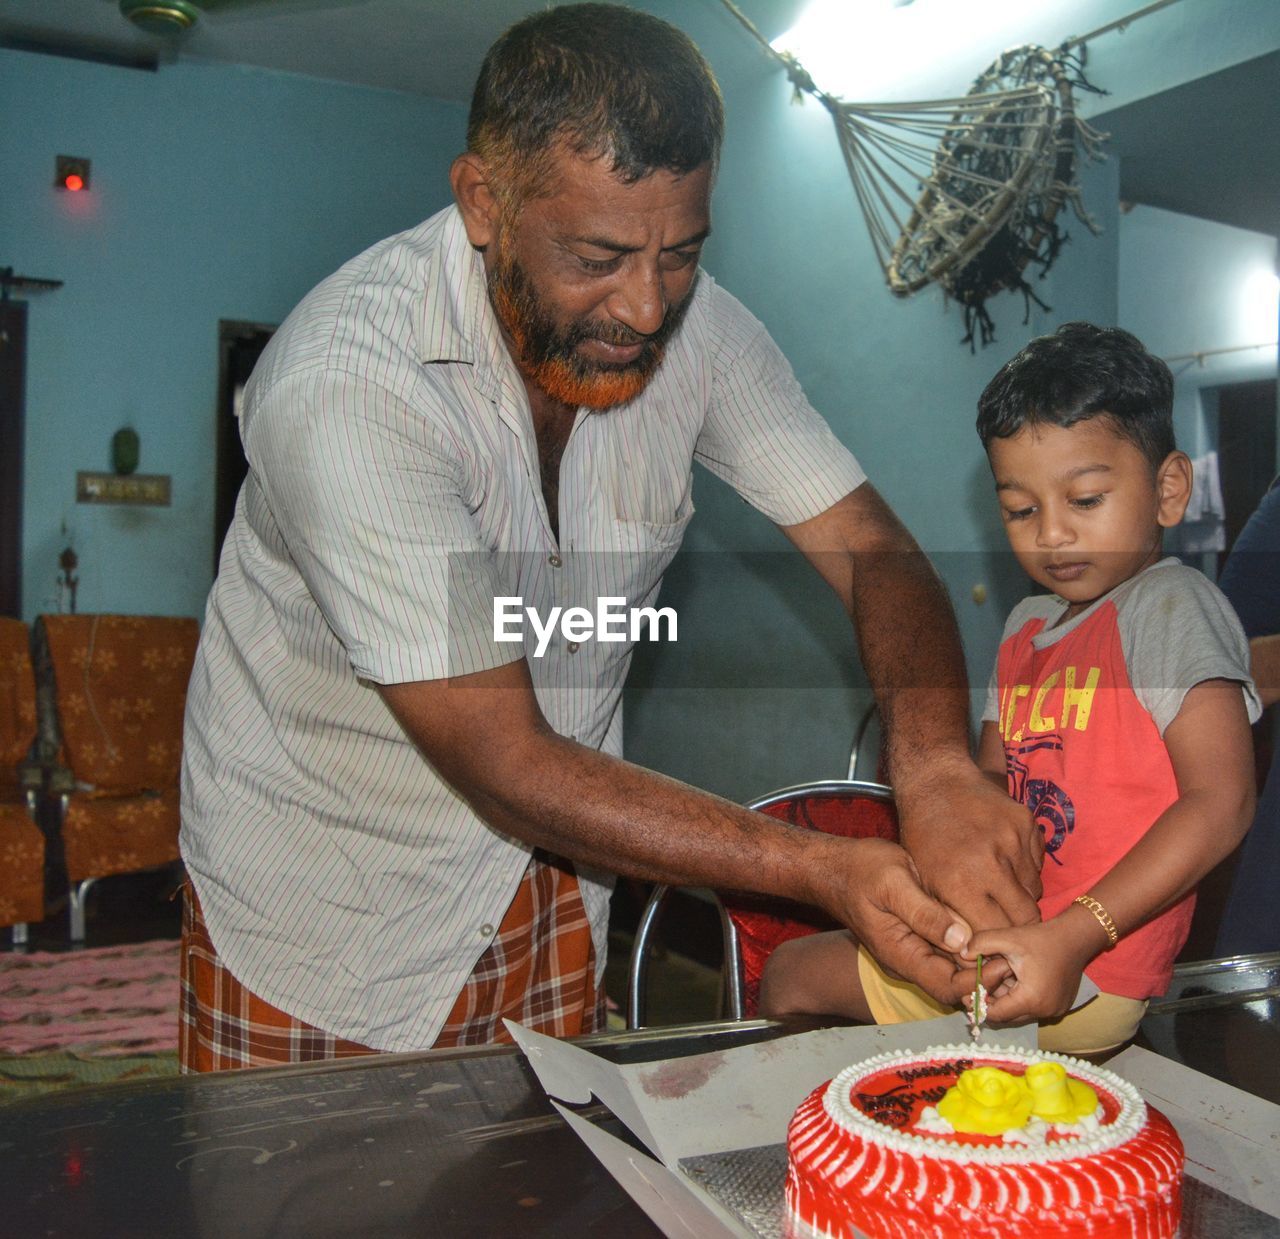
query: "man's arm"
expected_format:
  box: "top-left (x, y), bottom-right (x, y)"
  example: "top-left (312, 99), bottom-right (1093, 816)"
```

top-left (969, 679), bottom-right (1256, 1024)
top-left (378, 659), bottom-right (975, 1004)
top-left (781, 484), bottom-right (1042, 933)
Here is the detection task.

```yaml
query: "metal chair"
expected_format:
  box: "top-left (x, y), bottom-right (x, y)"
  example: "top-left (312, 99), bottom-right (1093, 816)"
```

top-left (0, 618), bottom-right (45, 947)
top-left (626, 779), bottom-right (898, 1028)
top-left (37, 614), bottom-right (199, 941)
top-left (846, 701), bottom-right (883, 781)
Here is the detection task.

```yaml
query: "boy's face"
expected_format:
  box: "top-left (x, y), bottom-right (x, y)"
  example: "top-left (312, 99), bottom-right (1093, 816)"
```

top-left (987, 417), bottom-right (1189, 619)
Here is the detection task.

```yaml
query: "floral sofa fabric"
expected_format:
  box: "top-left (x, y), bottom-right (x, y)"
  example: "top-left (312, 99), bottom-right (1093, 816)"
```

top-left (40, 615), bottom-right (199, 886)
top-left (0, 618), bottom-right (44, 928)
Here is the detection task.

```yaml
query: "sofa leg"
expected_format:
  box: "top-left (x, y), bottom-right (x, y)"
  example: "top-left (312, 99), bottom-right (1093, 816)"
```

top-left (11, 922), bottom-right (28, 949)
top-left (69, 879), bottom-right (98, 944)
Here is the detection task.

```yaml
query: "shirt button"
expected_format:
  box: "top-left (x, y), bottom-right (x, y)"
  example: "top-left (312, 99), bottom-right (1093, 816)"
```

top-left (567, 641), bottom-right (580, 653)
top-left (479, 923), bottom-right (495, 938)
top-left (548, 553), bottom-right (562, 568)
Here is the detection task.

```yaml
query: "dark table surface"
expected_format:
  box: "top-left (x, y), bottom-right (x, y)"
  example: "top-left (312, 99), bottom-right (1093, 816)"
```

top-left (2, 954), bottom-right (1277, 1239)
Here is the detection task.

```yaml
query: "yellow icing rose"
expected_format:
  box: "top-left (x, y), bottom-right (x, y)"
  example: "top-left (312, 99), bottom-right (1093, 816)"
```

top-left (936, 1066), bottom-right (1033, 1135)
top-left (1024, 1061), bottom-right (1098, 1122)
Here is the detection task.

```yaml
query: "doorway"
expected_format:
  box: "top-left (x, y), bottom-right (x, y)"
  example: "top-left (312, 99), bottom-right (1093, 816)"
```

top-left (1216, 376), bottom-right (1279, 566)
top-left (0, 300), bottom-right (27, 618)
top-left (213, 321), bottom-right (275, 573)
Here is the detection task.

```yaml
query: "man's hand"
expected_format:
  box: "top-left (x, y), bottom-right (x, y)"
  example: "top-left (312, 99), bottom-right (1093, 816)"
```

top-left (896, 758), bottom-right (1042, 939)
top-left (807, 835), bottom-right (986, 1006)
top-left (780, 490), bottom-right (1042, 941)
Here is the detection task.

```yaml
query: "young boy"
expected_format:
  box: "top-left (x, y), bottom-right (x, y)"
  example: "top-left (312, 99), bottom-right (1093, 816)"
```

top-left (760, 323), bottom-right (1260, 1054)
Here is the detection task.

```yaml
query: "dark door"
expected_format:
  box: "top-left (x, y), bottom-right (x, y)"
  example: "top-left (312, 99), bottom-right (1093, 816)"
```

top-left (0, 300), bottom-right (26, 617)
top-left (214, 321), bottom-right (275, 573)
top-left (1218, 377), bottom-right (1279, 568)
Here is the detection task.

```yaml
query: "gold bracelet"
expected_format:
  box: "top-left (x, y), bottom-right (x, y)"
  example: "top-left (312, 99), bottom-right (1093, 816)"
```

top-left (1073, 894), bottom-right (1118, 948)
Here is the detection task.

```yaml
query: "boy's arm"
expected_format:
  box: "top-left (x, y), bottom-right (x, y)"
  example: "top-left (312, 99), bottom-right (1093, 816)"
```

top-left (968, 678), bottom-right (1255, 1024)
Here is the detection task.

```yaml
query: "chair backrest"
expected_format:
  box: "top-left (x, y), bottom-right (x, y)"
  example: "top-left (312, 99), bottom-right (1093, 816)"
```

top-left (846, 702), bottom-right (885, 782)
top-left (728, 780), bottom-right (898, 1018)
top-left (0, 618), bottom-right (37, 776)
top-left (625, 779), bottom-right (898, 1029)
top-left (37, 614), bottom-right (200, 796)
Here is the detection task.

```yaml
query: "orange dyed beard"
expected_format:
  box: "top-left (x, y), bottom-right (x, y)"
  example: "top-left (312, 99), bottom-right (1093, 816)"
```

top-left (487, 251), bottom-right (690, 410)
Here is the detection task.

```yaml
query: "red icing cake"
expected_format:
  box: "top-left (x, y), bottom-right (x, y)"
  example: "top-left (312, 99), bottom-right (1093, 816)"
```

top-left (785, 1044), bottom-right (1183, 1238)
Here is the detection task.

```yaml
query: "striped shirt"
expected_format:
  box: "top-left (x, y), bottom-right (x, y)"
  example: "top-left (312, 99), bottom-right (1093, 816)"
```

top-left (180, 205), bottom-right (865, 1051)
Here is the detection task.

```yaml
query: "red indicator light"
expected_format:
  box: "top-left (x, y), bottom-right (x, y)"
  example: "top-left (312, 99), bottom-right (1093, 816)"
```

top-left (56, 155), bottom-right (91, 192)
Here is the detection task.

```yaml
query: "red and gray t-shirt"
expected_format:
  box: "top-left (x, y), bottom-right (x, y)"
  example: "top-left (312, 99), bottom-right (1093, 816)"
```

top-left (983, 558), bottom-right (1260, 998)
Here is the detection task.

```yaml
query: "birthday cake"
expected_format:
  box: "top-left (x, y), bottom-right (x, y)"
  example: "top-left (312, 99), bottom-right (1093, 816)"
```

top-left (785, 1043), bottom-right (1183, 1238)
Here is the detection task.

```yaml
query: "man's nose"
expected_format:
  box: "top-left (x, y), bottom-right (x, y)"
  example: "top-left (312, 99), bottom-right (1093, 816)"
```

top-left (607, 263), bottom-right (665, 336)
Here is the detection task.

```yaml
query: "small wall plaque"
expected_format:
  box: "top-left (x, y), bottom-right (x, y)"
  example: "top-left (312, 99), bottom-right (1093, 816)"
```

top-left (76, 471), bottom-right (171, 506)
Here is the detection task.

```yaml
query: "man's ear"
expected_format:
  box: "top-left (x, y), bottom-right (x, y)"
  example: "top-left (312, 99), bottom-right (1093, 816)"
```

top-left (1156, 450), bottom-right (1193, 528)
top-left (450, 154), bottom-right (501, 250)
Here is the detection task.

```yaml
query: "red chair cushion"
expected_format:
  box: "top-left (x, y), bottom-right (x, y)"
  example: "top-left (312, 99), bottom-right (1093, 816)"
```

top-left (724, 791), bottom-right (899, 1018)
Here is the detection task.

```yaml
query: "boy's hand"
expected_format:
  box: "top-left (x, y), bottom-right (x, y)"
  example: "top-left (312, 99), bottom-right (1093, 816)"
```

top-left (964, 914), bottom-right (1100, 1026)
top-left (896, 759), bottom-right (1043, 939)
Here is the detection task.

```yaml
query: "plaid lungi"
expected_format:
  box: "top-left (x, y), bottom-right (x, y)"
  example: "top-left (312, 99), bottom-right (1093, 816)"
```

top-left (179, 851), bottom-right (603, 1071)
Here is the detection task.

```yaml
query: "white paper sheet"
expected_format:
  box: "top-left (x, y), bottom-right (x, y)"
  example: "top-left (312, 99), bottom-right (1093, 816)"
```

top-left (509, 1018), bottom-right (1280, 1238)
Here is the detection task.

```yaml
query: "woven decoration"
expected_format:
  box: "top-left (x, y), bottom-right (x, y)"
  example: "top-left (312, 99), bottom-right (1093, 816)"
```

top-left (798, 43), bottom-right (1106, 347)
top-left (717, 1), bottom-right (1108, 347)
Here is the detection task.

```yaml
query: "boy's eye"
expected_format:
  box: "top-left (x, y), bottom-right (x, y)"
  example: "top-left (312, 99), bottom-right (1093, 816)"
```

top-left (1071, 494), bottom-right (1104, 510)
top-left (1004, 506), bottom-right (1035, 522)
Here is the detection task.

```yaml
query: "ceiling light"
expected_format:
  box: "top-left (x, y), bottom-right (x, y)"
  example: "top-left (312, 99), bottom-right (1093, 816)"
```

top-left (119, 1), bottom-right (200, 35)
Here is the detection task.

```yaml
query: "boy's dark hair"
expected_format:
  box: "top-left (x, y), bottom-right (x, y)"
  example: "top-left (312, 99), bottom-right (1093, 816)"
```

top-left (467, 3), bottom-right (723, 200)
top-left (976, 322), bottom-right (1176, 468)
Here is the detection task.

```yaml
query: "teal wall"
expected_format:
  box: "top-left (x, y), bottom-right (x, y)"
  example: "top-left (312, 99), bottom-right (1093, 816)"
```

top-left (623, 0), bottom-right (1280, 802)
top-left (2, 50), bottom-right (464, 620)
top-left (5, 0), bottom-right (1280, 806)
top-left (1120, 205), bottom-right (1277, 460)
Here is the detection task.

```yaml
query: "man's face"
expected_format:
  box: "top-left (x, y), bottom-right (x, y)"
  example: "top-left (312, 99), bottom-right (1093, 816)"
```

top-left (484, 146), bottom-right (712, 409)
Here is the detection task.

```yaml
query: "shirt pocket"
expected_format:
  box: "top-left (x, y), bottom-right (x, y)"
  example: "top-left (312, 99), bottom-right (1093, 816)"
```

top-left (605, 502), bottom-right (694, 608)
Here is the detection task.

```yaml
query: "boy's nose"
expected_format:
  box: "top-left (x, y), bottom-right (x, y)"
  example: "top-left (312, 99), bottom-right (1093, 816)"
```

top-left (1035, 512), bottom-right (1074, 548)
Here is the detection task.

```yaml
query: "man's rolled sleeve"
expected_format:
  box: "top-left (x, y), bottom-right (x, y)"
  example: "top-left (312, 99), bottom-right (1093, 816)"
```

top-left (245, 368), bottom-right (523, 685)
top-left (693, 289), bottom-right (865, 526)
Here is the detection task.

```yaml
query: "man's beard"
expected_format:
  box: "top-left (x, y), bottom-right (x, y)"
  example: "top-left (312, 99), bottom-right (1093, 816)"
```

top-left (487, 252), bottom-right (692, 410)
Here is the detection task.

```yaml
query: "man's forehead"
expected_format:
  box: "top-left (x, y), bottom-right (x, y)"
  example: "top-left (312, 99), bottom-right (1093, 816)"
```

top-left (521, 145), bottom-right (713, 242)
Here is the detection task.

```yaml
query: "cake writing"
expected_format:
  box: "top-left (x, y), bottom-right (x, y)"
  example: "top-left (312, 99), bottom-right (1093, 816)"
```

top-left (856, 1083), bottom-right (951, 1126)
top-left (899, 1060), bottom-right (973, 1082)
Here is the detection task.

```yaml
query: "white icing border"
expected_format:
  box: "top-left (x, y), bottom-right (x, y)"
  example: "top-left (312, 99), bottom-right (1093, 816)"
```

top-left (822, 1043), bottom-right (1147, 1166)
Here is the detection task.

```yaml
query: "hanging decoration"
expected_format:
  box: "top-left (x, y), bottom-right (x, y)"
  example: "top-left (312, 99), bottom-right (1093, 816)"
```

top-left (717, 1), bottom-right (1113, 347)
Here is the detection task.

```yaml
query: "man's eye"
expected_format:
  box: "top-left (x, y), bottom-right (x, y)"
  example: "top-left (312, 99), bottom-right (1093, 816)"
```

top-left (576, 254), bottom-right (620, 273)
top-left (660, 248), bottom-right (701, 271)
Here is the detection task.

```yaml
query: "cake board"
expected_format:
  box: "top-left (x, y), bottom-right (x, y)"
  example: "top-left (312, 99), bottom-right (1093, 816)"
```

top-left (507, 1014), bottom-right (1280, 1238)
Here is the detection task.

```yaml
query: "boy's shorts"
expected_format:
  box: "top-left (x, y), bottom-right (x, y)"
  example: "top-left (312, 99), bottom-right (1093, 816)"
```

top-left (856, 944), bottom-right (1148, 1056)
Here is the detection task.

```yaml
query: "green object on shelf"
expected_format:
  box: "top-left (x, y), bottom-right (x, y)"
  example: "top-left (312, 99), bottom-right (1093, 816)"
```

top-left (112, 427), bottom-right (139, 476)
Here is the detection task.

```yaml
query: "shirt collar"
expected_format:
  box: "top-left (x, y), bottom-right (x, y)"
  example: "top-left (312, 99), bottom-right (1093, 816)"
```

top-left (417, 206), bottom-right (525, 408)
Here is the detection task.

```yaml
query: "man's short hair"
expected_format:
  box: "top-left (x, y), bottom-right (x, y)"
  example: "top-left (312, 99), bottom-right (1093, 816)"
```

top-left (976, 322), bottom-right (1176, 468)
top-left (467, 3), bottom-right (724, 199)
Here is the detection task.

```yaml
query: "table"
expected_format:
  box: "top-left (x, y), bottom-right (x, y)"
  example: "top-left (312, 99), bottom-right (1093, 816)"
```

top-left (2, 954), bottom-right (1276, 1238)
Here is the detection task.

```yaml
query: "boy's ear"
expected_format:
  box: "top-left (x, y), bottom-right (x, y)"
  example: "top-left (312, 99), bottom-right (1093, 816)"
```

top-left (450, 154), bottom-right (502, 251)
top-left (1155, 450), bottom-right (1193, 528)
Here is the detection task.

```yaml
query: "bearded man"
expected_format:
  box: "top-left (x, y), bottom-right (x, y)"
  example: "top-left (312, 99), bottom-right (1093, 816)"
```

top-left (179, 3), bottom-right (1038, 1069)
